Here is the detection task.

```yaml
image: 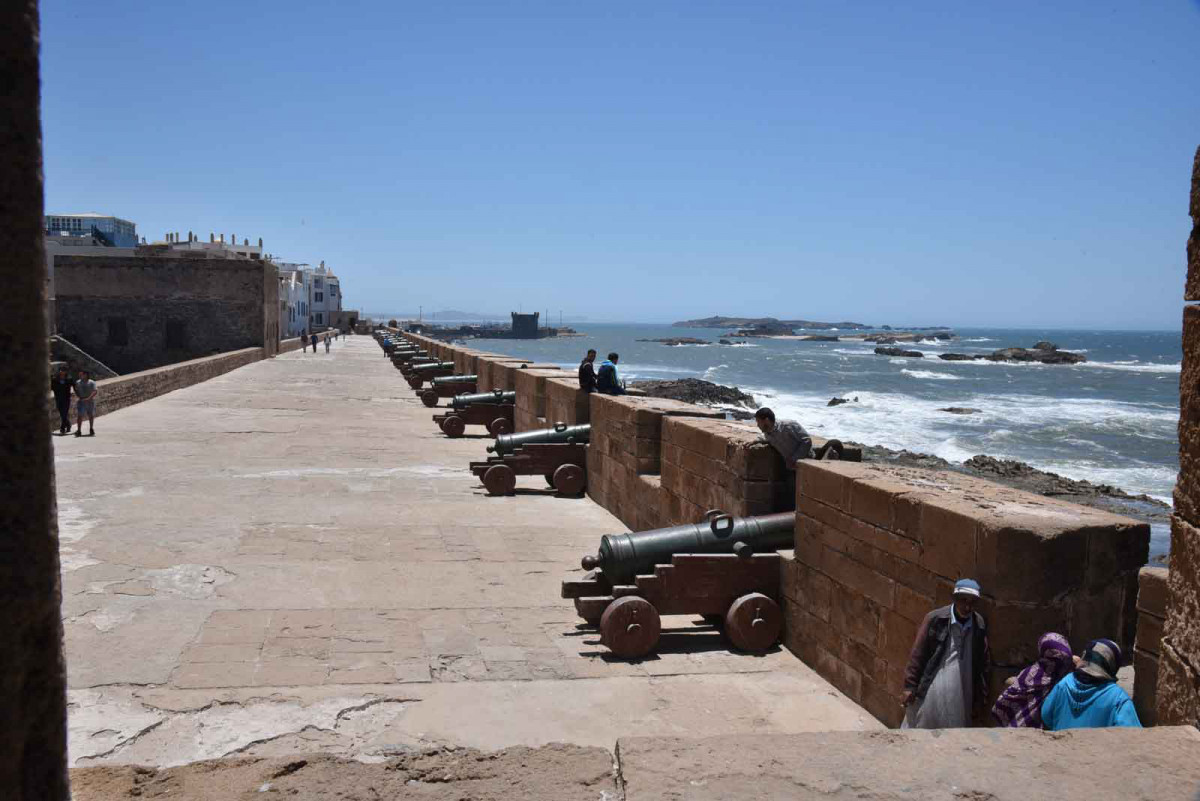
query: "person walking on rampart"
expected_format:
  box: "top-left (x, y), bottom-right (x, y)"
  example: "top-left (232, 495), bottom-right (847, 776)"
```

top-left (595, 352), bottom-right (624, 395)
top-left (301, 329), bottom-right (308, 352)
top-left (52, 364), bottom-right (74, 434)
top-left (324, 332), bottom-right (331, 353)
top-left (901, 578), bottom-right (991, 728)
top-left (73, 369), bottom-right (97, 437)
top-left (1040, 638), bottom-right (1141, 729)
top-left (755, 408), bottom-right (813, 468)
top-left (579, 349), bottom-right (597, 393)
top-left (310, 332), bottom-right (318, 353)
top-left (991, 632), bottom-right (1074, 727)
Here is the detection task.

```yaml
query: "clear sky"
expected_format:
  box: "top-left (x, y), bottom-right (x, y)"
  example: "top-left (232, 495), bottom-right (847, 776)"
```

top-left (41, 1), bottom-right (1200, 329)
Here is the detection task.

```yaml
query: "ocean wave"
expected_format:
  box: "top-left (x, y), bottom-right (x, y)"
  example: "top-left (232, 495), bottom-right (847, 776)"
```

top-left (901, 369), bottom-right (963, 381)
top-left (1079, 361), bottom-right (1181, 374)
top-left (961, 337), bottom-right (995, 342)
top-left (702, 364), bottom-right (728, 381)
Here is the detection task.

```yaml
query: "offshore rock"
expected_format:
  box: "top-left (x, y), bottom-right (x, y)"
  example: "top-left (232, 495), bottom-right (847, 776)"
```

top-left (939, 353), bottom-right (982, 361)
top-left (801, 335), bottom-right (839, 342)
top-left (987, 344), bottom-right (1087, 364)
top-left (627, 378), bottom-right (756, 409)
top-left (635, 337), bottom-right (709, 346)
top-left (874, 347), bottom-right (923, 358)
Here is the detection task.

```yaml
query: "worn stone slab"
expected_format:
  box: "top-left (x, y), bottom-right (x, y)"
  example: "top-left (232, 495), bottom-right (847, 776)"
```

top-left (616, 727), bottom-right (1200, 801)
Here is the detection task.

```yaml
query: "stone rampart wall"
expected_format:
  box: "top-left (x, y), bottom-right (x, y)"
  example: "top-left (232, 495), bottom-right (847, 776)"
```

top-left (784, 460), bottom-right (1148, 727)
top-left (393, 331), bottom-right (1155, 729)
top-left (1135, 566), bottom-right (1168, 726)
top-left (1159, 146), bottom-right (1200, 726)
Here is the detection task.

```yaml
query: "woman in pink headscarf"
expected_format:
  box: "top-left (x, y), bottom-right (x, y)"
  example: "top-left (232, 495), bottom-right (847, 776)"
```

top-left (991, 632), bottom-right (1074, 728)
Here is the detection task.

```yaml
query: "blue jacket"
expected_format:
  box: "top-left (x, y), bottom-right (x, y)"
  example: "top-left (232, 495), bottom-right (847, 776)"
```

top-left (1040, 673), bottom-right (1141, 730)
top-left (596, 360), bottom-right (623, 394)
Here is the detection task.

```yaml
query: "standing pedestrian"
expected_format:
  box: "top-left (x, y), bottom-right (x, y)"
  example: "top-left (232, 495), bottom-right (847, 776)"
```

top-left (51, 364), bottom-right (74, 434)
top-left (73, 369), bottom-right (97, 437)
top-left (301, 329), bottom-right (308, 352)
top-left (310, 332), bottom-right (318, 353)
top-left (901, 578), bottom-right (991, 728)
top-left (324, 332), bottom-right (331, 353)
top-left (578, 349), bottom-right (597, 393)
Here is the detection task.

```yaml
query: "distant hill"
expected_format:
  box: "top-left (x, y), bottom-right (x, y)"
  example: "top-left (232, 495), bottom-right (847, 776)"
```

top-left (672, 316), bottom-right (871, 330)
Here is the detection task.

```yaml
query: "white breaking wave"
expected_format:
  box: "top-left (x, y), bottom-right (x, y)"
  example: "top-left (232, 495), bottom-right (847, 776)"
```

top-left (1079, 361), bottom-right (1181, 374)
top-left (901, 369), bottom-right (963, 381)
top-left (702, 364), bottom-right (728, 380)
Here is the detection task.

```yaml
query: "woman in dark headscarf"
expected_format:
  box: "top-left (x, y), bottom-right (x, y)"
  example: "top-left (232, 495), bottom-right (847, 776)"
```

top-left (1040, 638), bottom-right (1142, 730)
top-left (991, 632), bottom-right (1074, 728)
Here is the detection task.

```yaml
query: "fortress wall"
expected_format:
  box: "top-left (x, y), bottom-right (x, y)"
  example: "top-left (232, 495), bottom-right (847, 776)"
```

top-left (1135, 566), bottom-right (1169, 726)
top-left (512, 368), bottom-right (562, 431)
top-left (1159, 146), bottom-right (1200, 727)
top-left (784, 460), bottom-right (1149, 727)
top-left (545, 376), bottom-right (590, 425)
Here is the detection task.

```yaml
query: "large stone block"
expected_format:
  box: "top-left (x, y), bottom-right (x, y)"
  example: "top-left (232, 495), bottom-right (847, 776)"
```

top-left (1156, 640), bottom-right (1200, 727)
top-left (1186, 225), bottom-right (1200, 302)
top-left (1163, 515), bottom-right (1200, 668)
top-left (829, 586), bottom-right (881, 649)
top-left (1132, 648), bottom-right (1159, 727)
top-left (545, 376), bottom-right (589, 424)
top-left (1176, 305), bottom-right (1200, 522)
top-left (1138, 565), bottom-right (1170, 617)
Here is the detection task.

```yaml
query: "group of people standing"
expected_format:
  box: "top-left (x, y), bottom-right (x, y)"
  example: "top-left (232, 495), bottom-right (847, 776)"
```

top-left (300, 328), bottom-right (340, 354)
top-left (578, 349), bottom-right (624, 395)
top-left (901, 578), bottom-right (1140, 730)
top-left (51, 365), bottom-right (96, 437)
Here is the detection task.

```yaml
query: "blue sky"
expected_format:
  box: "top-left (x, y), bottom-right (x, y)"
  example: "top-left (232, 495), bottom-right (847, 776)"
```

top-left (41, 2), bottom-right (1200, 328)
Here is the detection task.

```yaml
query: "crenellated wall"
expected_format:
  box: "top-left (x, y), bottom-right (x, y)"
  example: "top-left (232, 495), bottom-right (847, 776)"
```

top-left (1158, 146), bottom-right (1200, 726)
top-left (393, 329), bottom-right (1156, 729)
top-left (785, 460), bottom-right (1148, 727)
top-left (1135, 566), bottom-right (1169, 726)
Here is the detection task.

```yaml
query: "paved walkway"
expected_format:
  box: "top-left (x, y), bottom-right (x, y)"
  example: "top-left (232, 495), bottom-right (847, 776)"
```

top-left (57, 336), bottom-right (877, 768)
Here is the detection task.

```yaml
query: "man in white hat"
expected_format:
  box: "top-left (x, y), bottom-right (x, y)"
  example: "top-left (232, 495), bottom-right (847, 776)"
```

top-left (900, 578), bottom-right (991, 728)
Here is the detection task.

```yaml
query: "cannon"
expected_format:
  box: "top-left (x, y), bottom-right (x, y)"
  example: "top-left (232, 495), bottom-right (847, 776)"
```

top-left (488, 422), bottom-right (590, 457)
top-left (470, 422), bottom-right (589, 496)
top-left (419, 374), bottom-right (478, 407)
top-left (433, 391), bottom-right (515, 438)
top-left (391, 348), bottom-right (428, 364)
top-left (397, 356), bottom-right (437, 373)
top-left (561, 510), bottom-right (793, 659)
top-left (405, 361), bottom-right (456, 389)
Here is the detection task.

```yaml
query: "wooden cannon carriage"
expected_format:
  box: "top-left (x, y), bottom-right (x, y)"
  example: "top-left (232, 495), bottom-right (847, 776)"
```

top-left (468, 423), bottom-right (590, 496)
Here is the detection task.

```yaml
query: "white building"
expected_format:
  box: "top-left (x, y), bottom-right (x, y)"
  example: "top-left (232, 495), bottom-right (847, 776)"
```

top-left (277, 269), bottom-right (309, 337)
top-left (155, 231), bottom-right (263, 260)
top-left (308, 261), bottom-right (342, 330)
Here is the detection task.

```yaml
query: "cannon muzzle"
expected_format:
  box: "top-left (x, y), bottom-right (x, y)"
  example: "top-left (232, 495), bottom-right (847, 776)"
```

top-left (487, 422), bottom-right (590, 456)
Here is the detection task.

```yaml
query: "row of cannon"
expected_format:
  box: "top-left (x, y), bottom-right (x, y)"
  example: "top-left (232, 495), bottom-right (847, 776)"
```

top-left (373, 329), bottom-right (790, 659)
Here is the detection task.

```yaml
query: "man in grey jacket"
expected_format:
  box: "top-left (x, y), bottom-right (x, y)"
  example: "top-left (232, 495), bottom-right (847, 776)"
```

top-left (754, 407), bottom-right (813, 468)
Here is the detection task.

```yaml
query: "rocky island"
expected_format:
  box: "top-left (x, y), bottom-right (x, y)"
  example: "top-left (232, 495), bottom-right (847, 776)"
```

top-left (627, 378), bottom-right (756, 412)
top-left (635, 337), bottom-right (710, 346)
top-left (673, 315), bottom-right (870, 332)
top-left (937, 341), bottom-right (1087, 364)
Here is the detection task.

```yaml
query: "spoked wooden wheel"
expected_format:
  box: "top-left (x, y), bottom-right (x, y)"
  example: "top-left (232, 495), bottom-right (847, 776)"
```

top-left (482, 464), bottom-right (516, 495)
top-left (442, 416), bottom-right (466, 438)
top-left (420, 390), bottom-right (439, 407)
top-left (599, 596), bottom-right (660, 659)
top-left (552, 463), bottom-right (586, 496)
top-left (488, 417), bottom-right (512, 436)
top-left (724, 592), bottom-right (782, 652)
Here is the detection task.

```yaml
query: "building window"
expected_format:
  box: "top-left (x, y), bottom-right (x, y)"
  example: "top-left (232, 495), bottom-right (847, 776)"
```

top-left (165, 320), bottom-right (187, 350)
top-left (315, 292), bottom-right (323, 302)
top-left (315, 313), bottom-right (324, 325)
top-left (314, 278), bottom-right (322, 288)
top-left (106, 318), bottom-right (129, 346)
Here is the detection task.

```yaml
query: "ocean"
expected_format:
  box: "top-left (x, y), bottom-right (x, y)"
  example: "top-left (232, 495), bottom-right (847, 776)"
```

top-left (455, 324), bottom-right (1181, 558)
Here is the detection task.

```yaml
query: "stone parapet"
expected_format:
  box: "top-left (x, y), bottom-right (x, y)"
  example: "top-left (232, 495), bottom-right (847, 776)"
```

top-left (512, 368), bottom-right (562, 432)
top-left (785, 460), bottom-right (1148, 727)
top-left (1158, 515), bottom-right (1200, 725)
top-left (586, 395), bottom-right (722, 531)
top-left (545, 375), bottom-right (589, 425)
top-left (1134, 565), bottom-right (1168, 725)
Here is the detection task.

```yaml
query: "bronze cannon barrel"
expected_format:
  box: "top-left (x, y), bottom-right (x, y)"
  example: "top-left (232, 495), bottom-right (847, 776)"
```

top-left (487, 422), bottom-right (590, 456)
top-left (451, 390), bottom-right (515, 409)
top-left (580, 511), bottom-right (794, 584)
top-left (407, 361), bottom-right (455, 373)
top-left (431, 374), bottom-right (477, 386)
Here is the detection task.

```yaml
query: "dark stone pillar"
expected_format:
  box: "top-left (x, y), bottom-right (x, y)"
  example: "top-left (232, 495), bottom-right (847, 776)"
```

top-left (0, 1), bottom-right (71, 797)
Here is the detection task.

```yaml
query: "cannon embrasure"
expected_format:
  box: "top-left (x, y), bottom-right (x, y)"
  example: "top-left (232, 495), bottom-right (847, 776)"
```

top-left (405, 361), bottom-right (456, 388)
top-left (562, 510), bottom-right (792, 659)
top-left (469, 422), bottom-right (589, 495)
top-left (487, 422), bottom-right (590, 457)
top-left (419, 374), bottom-right (479, 407)
top-left (433, 390), bottom-right (516, 437)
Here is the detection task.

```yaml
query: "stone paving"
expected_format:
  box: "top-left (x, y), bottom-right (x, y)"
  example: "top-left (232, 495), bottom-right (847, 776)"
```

top-left (56, 336), bottom-right (878, 768)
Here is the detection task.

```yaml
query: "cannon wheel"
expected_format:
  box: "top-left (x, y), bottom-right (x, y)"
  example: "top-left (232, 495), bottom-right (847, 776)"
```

top-left (420, 390), bottom-right (439, 408)
top-left (552, 463), bottom-right (586, 496)
top-left (488, 417), bottom-right (512, 437)
top-left (724, 592), bottom-right (782, 653)
top-left (599, 596), bottom-right (660, 659)
top-left (407, 377), bottom-right (423, 390)
top-left (482, 464), bottom-right (517, 496)
top-left (442, 416), bottom-right (466, 438)
top-left (544, 473), bottom-right (556, 488)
